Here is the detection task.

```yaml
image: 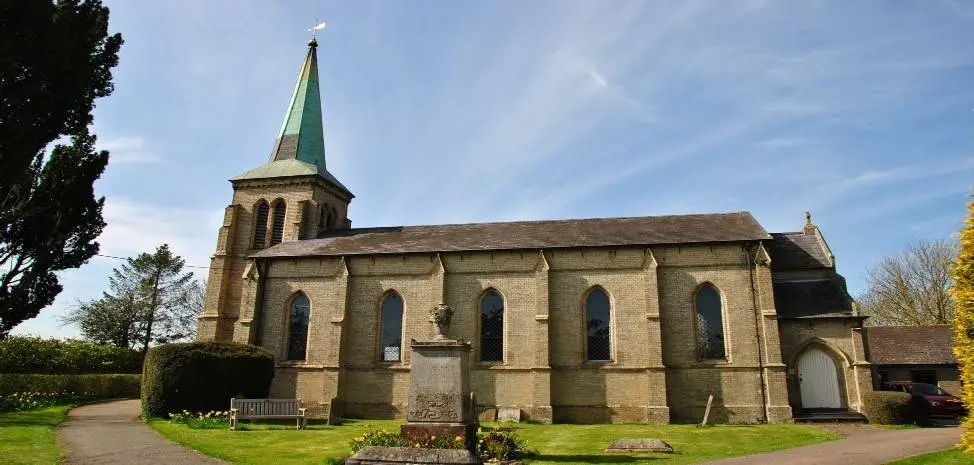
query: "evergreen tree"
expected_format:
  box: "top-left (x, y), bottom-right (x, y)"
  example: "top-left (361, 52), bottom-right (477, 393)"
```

top-left (0, 0), bottom-right (123, 337)
top-left (64, 245), bottom-right (198, 352)
top-left (952, 199), bottom-right (974, 452)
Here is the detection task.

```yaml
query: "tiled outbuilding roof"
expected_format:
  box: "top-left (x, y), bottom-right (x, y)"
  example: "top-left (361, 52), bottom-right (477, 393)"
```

top-left (866, 325), bottom-right (957, 365)
top-left (773, 279), bottom-right (854, 318)
top-left (768, 232), bottom-right (832, 270)
top-left (251, 212), bottom-right (771, 258)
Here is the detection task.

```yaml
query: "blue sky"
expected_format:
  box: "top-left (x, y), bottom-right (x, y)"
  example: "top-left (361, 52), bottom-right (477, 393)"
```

top-left (13, 0), bottom-right (974, 337)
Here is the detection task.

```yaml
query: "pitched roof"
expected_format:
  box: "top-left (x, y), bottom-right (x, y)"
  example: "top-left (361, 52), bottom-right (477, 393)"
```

top-left (251, 211), bottom-right (771, 258)
top-left (866, 325), bottom-right (957, 365)
top-left (768, 232), bottom-right (832, 270)
top-left (773, 279), bottom-right (853, 318)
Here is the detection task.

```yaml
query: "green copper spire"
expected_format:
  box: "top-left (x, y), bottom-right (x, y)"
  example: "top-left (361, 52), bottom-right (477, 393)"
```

top-left (233, 38), bottom-right (351, 195)
top-left (270, 38), bottom-right (326, 168)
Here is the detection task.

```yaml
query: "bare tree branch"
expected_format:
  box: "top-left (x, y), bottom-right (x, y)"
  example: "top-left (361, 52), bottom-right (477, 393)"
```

top-left (859, 239), bottom-right (957, 326)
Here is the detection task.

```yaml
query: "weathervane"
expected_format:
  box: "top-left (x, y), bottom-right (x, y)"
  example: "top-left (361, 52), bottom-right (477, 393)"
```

top-left (308, 18), bottom-right (327, 44)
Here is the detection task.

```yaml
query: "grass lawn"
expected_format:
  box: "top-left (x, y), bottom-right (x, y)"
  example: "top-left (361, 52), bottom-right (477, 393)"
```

top-left (887, 448), bottom-right (972, 464)
top-left (0, 405), bottom-right (72, 465)
top-left (150, 419), bottom-right (839, 464)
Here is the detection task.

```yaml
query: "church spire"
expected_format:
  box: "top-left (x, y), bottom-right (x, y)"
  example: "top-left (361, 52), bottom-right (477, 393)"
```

top-left (234, 37), bottom-right (351, 196)
top-left (269, 38), bottom-right (326, 169)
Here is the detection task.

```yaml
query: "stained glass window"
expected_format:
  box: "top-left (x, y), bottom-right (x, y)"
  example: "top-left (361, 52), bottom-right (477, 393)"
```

top-left (379, 293), bottom-right (404, 362)
top-left (480, 290), bottom-right (504, 362)
top-left (696, 284), bottom-right (726, 359)
top-left (287, 293), bottom-right (310, 361)
top-left (586, 288), bottom-right (612, 361)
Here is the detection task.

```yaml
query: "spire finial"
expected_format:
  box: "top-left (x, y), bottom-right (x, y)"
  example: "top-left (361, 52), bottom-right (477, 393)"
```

top-left (308, 18), bottom-right (327, 46)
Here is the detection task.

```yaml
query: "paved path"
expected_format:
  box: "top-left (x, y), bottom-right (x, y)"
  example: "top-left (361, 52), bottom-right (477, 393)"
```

top-left (57, 399), bottom-right (225, 465)
top-left (703, 424), bottom-right (962, 465)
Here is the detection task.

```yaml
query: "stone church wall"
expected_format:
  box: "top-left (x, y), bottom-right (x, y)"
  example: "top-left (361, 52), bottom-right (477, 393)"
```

top-left (245, 242), bottom-right (792, 424)
top-left (778, 318), bottom-right (871, 413)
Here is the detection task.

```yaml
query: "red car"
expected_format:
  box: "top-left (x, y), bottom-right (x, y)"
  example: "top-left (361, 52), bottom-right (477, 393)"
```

top-left (883, 381), bottom-right (966, 420)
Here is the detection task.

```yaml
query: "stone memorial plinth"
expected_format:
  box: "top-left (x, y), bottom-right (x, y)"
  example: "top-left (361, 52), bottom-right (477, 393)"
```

top-left (399, 304), bottom-right (479, 453)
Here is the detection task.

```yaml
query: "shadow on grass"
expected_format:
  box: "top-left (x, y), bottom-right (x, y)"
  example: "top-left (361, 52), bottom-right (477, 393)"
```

top-left (529, 454), bottom-right (666, 463)
top-left (0, 408), bottom-right (66, 428)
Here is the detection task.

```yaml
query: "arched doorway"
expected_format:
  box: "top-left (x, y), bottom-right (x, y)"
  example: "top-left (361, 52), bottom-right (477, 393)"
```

top-left (797, 347), bottom-right (842, 409)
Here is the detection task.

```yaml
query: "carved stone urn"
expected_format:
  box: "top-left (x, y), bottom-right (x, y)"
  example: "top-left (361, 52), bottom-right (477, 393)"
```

top-left (429, 303), bottom-right (454, 340)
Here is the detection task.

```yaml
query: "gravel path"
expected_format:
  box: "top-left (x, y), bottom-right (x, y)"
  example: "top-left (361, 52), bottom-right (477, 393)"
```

top-left (57, 399), bottom-right (225, 464)
top-left (701, 424), bottom-right (961, 465)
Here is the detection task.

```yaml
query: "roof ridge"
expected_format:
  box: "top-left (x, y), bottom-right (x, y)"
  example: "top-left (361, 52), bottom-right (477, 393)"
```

top-left (354, 211), bottom-right (757, 230)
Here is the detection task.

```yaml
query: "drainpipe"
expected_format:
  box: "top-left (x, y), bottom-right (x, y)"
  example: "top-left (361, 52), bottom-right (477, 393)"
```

top-left (746, 243), bottom-right (770, 422)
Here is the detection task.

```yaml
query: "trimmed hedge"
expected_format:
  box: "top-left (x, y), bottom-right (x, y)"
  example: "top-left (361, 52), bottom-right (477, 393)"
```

top-left (141, 341), bottom-right (274, 418)
top-left (0, 337), bottom-right (143, 374)
top-left (0, 374), bottom-right (141, 399)
top-left (862, 391), bottom-right (913, 424)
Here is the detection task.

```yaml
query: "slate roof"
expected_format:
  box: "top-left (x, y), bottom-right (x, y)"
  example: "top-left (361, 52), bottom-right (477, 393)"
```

top-left (768, 232), bottom-right (832, 270)
top-left (251, 212), bottom-right (771, 258)
top-left (773, 279), bottom-right (854, 318)
top-left (866, 325), bottom-right (957, 365)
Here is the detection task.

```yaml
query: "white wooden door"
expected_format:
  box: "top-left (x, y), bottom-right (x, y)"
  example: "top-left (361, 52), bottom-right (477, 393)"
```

top-left (797, 347), bottom-right (841, 409)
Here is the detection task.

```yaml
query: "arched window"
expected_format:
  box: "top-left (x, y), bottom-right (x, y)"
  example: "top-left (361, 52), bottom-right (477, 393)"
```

top-left (696, 284), bottom-right (726, 359)
top-left (287, 293), bottom-right (310, 361)
top-left (480, 290), bottom-right (504, 362)
top-left (585, 287), bottom-right (612, 361)
top-left (326, 209), bottom-right (335, 230)
top-left (252, 201), bottom-right (269, 248)
top-left (270, 200), bottom-right (286, 245)
top-left (379, 293), bottom-right (404, 362)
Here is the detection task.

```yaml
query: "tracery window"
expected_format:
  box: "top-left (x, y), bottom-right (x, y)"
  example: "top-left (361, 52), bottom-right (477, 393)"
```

top-left (270, 200), bottom-right (286, 245)
top-left (480, 290), bottom-right (504, 362)
top-left (379, 293), bottom-right (404, 362)
top-left (252, 201), bottom-right (269, 248)
top-left (287, 293), bottom-right (310, 361)
top-left (585, 287), bottom-right (612, 361)
top-left (696, 284), bottom-right (726, 359)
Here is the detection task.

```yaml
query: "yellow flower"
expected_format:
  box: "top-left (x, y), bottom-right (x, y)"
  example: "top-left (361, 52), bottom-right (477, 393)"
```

top-left (431, 435), bottom-right (436, 440)
top-left (454, 435), bottom-right (463, 442)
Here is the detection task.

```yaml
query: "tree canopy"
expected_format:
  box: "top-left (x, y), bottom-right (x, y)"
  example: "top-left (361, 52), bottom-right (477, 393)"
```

top-left (859, 239), bottom-right (956, 326)
top-left (0, 0), bottom-right (123, 337)
top-left (64, 245), bottom-right (203, 352)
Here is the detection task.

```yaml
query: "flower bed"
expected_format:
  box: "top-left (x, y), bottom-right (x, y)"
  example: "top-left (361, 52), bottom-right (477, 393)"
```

top-left (344, 425), bottom-right (527, 463)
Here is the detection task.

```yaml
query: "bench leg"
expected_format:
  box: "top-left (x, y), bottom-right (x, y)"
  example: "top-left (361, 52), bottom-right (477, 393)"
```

top-left (229, 415), bottom-right (235, 430)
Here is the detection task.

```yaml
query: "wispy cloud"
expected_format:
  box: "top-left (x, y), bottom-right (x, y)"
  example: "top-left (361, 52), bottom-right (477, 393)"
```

top-left (99, 137), bottom-right (161, 165)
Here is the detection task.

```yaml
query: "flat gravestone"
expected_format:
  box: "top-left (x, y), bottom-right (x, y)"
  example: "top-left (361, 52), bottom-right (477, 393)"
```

top-left (497, 408), bottom-right (521, 423)
top-left (604, 439), bottom-right (674, 454)
top-left (346, 446), bottom-right (480, 464)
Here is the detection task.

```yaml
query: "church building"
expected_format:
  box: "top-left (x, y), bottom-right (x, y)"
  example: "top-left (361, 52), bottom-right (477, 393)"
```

top-left (197, 39), bottom-right (874, 424)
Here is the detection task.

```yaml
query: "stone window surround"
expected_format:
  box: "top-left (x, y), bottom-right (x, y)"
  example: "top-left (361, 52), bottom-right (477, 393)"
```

top-left (582, 285), bottom-right (614, 364)
top-left (283, 291), bottom-right (311, 362)
top-left (475, 287), bottom-right (506, 365)
top-left (693, 281), bottom-right (731, 363)
top-left (376, 290), bottom-right (405, 364)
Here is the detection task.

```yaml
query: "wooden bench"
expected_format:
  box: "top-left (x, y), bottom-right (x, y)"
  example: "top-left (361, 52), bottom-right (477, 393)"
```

top-left (229, 398), bottom-right (306, 430)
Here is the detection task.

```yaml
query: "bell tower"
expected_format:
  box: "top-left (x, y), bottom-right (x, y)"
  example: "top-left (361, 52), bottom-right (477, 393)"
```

top-left (197, 37), bottom-right (353, 342)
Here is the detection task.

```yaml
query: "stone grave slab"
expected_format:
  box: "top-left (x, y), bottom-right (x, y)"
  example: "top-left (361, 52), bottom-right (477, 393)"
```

top-left (604, 438), bottom-right (674, 454)
top-left (497, 407), bottom-right (521, 423)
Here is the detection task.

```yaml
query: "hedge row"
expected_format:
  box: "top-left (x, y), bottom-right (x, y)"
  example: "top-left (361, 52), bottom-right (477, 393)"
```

top-left (861, 391), bottom-right (913, 424)
top-left (0, 337), bottom-right (143, 374)
top-left (142, 341), bottom-right (274, 417)
top-left (0, 374), bottom-right (141, 400)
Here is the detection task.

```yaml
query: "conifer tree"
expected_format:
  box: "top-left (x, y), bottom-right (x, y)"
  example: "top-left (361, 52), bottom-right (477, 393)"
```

top-left (952, 199), bottom-right (974, 452)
